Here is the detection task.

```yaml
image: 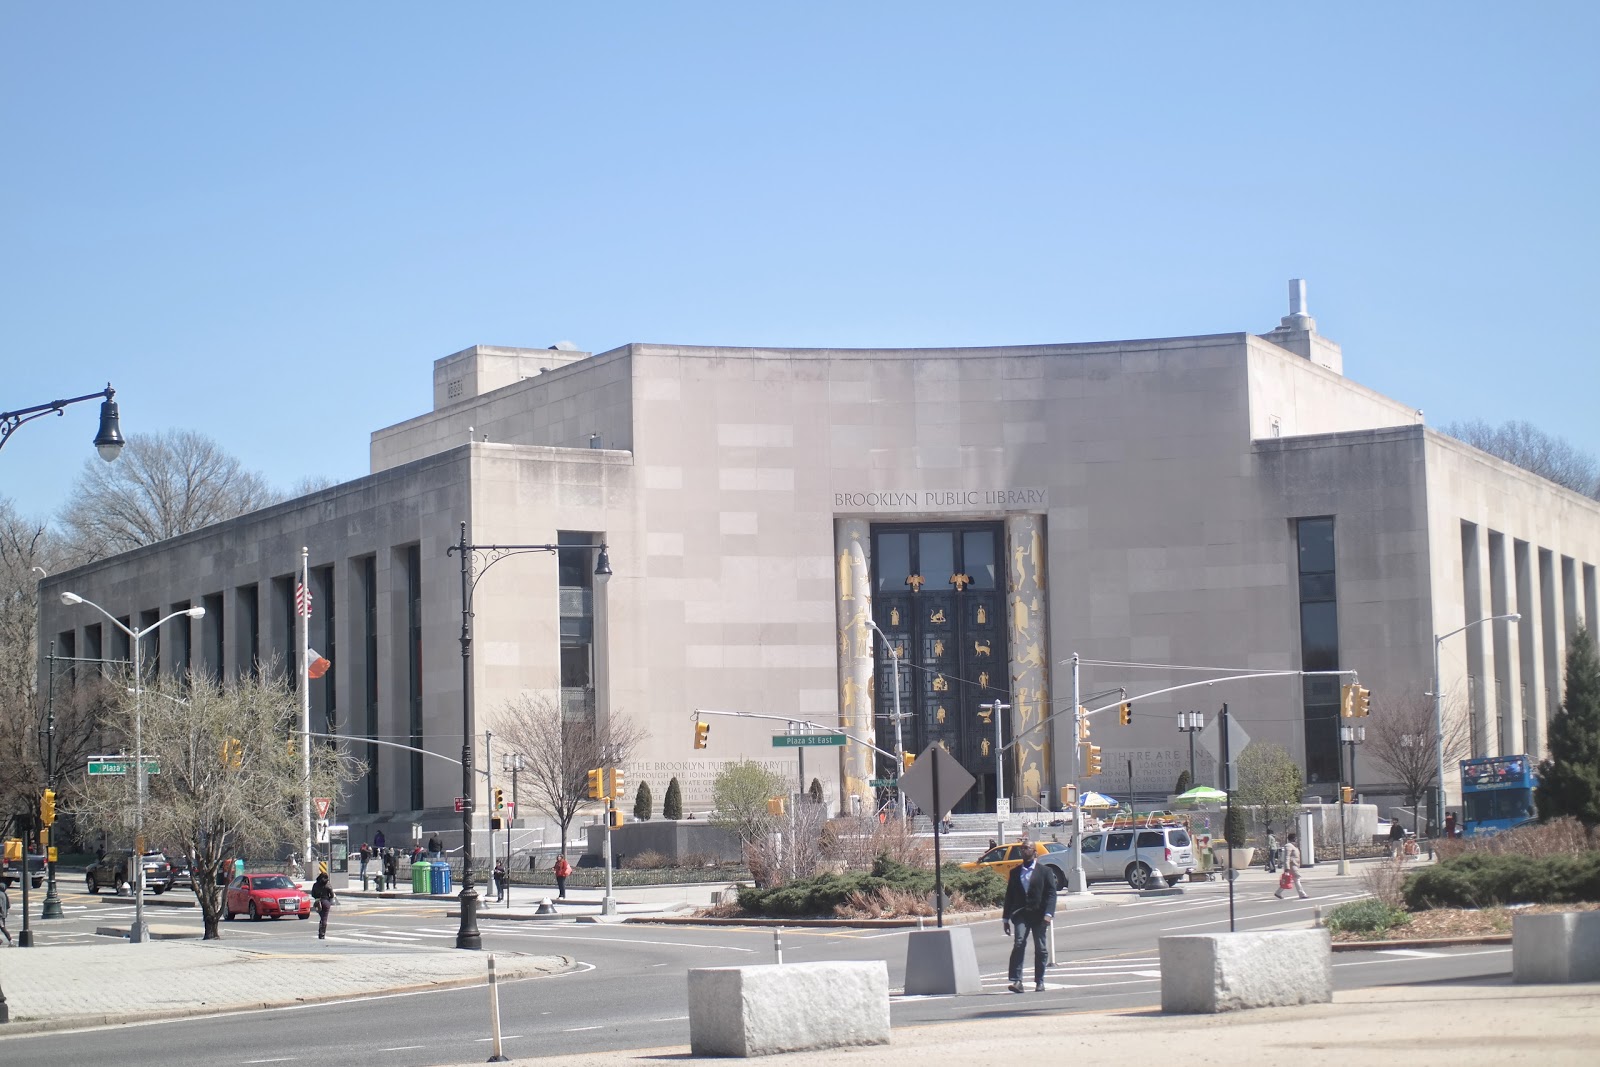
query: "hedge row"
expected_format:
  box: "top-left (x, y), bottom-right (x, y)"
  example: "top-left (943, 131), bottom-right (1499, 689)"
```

top-left (737, 857), bottom-right (1005, 917)
top-left (1403, 851), bottom-right (1600, 910)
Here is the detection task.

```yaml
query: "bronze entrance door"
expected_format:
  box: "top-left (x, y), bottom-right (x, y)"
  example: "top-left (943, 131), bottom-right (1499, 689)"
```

top-left (871, 524), bottom-right (1009, 813)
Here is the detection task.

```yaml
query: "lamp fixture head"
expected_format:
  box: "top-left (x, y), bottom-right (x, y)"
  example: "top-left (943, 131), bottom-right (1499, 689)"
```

top-left (93, 385), bottom-right (124, 462)
top-left (185, 606), bottom-right (206, 619)
top-left (593, 543), bottom-right (612, 584)
top-left (60, 591), bottom-right (83, 606)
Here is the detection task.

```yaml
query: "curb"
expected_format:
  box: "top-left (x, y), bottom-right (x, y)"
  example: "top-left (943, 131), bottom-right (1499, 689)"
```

top-left (0, 956), bottom-right (577, 1037)
top-left (1329, 933), bottom-right (1512, 952)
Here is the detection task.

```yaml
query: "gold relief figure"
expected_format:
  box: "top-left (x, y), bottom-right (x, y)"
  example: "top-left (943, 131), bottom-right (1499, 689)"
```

top-left (1013, 541), bottom-right (1026, 583)
top-left (1030, 529), bottom-right (1044, 588)
top-left (932, 638), bottom-right (945, 657)
top-left (1022, 764), bottom-right (1042, 798)
top-left (895, 642), bottom-right (906, 660)
top-left (929, 607), bottom-right (947, 624)
top-left (932, 674), bottom-right (949, 692)
top-left (839, 630), bottom-right (849, 659)
top-left (978, 708), bottom-right (992, 724)
top-left (906, 574), bottom-right (925, 592)
top-left (951, 573), bottom-right (972, 591)
top-left (976, 605), bottom-right (987, 625)
top-left (980, 738), bottom-right (991, 757)
top-left (890, 606), bottom-right (901, 626)
top-left (978, 671), bottom-right (990, 688)
top-left (936, 706), bottom-right (947, 724)
top-left (839, 551), bottom-right (853, 601)
top-left (938, 739), bottom-right (949, 752)
top-left (1013, 595), bottom-right (1029, 634)
top-left (1019, 643), bottom-right (1044, 668)
top-left (842, 676), bottom-right (859, 710)
top-left (974, 639), bottom-right (991, 657)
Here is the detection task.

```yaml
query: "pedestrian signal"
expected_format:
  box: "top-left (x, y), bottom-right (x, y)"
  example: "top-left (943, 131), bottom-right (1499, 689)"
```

top-left (694, 720), bottom-right (711, 749)
top-left (587, 768), bottom-right (604, 800)
top-left (767, 797), bottom-right (786, 816)
top-left (608, 809), bottom-right (625, 829)
top-left (902, 751), bottom-right (915, 770)
top-left (1341, 786), bottom-right (1355, 804)
top-left (1060, 784), bottom-right (1077, 808)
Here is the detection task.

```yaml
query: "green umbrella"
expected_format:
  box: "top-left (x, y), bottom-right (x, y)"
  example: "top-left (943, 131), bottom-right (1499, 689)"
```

top-left (1174, 786), bottom-right (1228, 804)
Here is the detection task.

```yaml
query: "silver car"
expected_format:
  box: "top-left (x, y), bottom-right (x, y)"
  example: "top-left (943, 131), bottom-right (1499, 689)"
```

top-left (1077, 826), bottom-right (1196, 889)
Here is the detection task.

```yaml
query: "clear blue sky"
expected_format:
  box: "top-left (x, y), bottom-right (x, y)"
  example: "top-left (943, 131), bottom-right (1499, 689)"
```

top-left (4, 4), bottom-right (1596, 519)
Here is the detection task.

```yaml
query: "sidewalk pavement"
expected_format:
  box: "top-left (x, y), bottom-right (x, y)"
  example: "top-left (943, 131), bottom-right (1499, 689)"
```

top-left (0, 941), bottom-right (572, 1034)
top-left (460, 981), bottom-right (1600, 1067)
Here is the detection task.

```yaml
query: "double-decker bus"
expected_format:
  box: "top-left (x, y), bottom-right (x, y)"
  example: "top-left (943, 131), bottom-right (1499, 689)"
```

top-left (1459, 755), bottom-right (1537, 836)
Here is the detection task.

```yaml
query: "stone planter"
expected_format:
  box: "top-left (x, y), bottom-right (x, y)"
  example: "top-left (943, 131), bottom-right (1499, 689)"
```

top-left (1214, 846), bottom-right (1254, 869)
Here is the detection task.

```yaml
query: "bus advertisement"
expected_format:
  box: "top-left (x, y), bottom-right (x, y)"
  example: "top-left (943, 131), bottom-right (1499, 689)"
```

top-left (1459, 755), bottom-right (1537, 836)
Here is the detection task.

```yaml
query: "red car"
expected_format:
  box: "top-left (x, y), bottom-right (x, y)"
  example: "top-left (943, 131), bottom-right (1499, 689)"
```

top-left (224, 873), bottom-right (313, 921)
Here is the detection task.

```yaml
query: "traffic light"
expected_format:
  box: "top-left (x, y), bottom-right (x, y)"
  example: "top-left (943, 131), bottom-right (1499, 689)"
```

top-left (1340, 684), bottom-right (1356, 718)
top-left (494, 787), bottom-right (505, 812)
top-left (1341, 786), bottom-right (1355, 804)
top-left (1084, 743), bottom-right (1102, 777)
top-left (1118, 702), bottom-right (1133, 726)
top-left (222, 738), bottom-right (243, 768)
top-left (902, 751), bottom-right (916, 771)
top-left (39, 788), bottom-right (56, 827)
top-left (608, 809), bottom-right (625, 828)
top-left (609, 767), bottom-right (625, 799)
top-left (694, 720), bottom-right (711, 749)
top-left (1077, 712), bottom-right (1091, 742)
top-left (587, 768), bottom-right (604, 800)
top-left (767, 797), bottom-right (786, 816)
top-left (1356, 687), bottom-right (1371, 717)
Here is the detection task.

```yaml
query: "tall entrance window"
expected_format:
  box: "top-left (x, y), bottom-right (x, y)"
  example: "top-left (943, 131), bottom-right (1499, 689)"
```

top-left (871, 523), bottom-right (1008, 813)
top-left (1296, 517), bottom-right (1341, 788)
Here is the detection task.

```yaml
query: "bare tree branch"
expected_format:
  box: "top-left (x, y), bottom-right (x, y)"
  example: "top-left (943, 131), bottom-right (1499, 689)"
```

top-left (1443, 419), bottom-right (1600, 499)
top-left (495, 694), bottom-right (646, 853)
top-left (1367, 689), bottom-right (1471, 809)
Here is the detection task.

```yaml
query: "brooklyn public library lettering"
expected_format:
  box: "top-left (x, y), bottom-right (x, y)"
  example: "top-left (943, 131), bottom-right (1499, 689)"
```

top-left (833, 487), bottom-right (1048, 511)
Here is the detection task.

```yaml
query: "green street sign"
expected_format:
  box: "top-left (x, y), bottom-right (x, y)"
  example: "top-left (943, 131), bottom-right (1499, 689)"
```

top-left (87, 758), bottom-right (160, 776)
top-left (868, 778), bottom-right (898, 788)
top-left (771, 733), bottom-right (847, 748)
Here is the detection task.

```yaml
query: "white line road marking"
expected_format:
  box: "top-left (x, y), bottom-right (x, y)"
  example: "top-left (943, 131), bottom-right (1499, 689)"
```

top-left (650, 1016), bottom-right (690, 1022)
top-left (465, 929), bottom-right (758, 951)
top-left (243, 1059), bottom-right (297, 1064)
top-left (563, 1025), bottom-right (603, 1032)
top-left (1378, 949), bottom-right (1443, 957)
top-left (379, 1048), bottom-right (424, 1053)
top-left (474, 1035), bottom-right (521, 1041)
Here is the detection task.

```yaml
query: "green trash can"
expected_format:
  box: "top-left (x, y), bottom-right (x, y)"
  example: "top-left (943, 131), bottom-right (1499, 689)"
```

top-left (411, 860), bottom-right (432, 893)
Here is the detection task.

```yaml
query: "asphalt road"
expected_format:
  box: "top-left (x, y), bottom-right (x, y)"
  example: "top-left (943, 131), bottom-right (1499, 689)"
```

top-left (2, 867), bottom-right (1516, 1065)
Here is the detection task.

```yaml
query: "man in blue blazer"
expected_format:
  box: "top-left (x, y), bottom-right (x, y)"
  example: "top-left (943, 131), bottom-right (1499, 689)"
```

top-left (1002, 846), bottom-right (1057, 992)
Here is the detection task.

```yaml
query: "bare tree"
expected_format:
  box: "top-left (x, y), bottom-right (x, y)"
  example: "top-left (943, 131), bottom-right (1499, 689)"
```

top-left (72, 671), bottom-right (362, 939)
top-left (1367, 690), bottom-right (1471, 821)
top-left (709, 760), bottom-right (791, 886)
top-left (1443, 419), bottom-right (1600, 499)
top-left (58, 429), bottom-right (279, 559)
top-left (495, 694), bottom-right (646, 853)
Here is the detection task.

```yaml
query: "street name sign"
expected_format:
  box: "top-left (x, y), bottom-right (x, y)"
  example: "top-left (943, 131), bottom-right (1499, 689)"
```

top-left (771, 733), bottom-right (847, 748)
top-left (87, 758), bottom-right (160, 776)
top-left (868, 778), bottom-right (897, 788)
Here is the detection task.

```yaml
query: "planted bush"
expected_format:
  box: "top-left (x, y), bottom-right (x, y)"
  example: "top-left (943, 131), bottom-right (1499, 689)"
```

top-left (735, 854), bottom-right (1004, 917)
top-left (1403, 850), bottom-right (1600, 910)
top-left (1324, 898), bottom-right (1412, 936)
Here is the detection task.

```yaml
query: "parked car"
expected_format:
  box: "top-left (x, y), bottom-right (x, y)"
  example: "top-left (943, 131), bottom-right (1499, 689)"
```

top-left (1077, 825), bottom-right (1196, 889)
top-left (166, 854), bottom-right (194, 889)
top-left (85, 850), bottom-right (175, 894)
top-left (961, 841), bottom-right (1073, 888)
top-left (224, 873), bottom-right (312, 921)
top-left (2, 839), bottom-right (45, 889)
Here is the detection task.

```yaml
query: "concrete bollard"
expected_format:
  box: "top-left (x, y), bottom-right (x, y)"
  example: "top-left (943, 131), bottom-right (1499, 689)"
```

top-left (1160, 930), bottom-right (1332, 1013)
top-left (1513, 911), bottom-right (1600, 983)
top-left (688, 961), bottom-right (889, 1056)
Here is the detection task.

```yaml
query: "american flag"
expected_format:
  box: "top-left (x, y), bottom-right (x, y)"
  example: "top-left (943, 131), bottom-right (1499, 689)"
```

top-left (295, 581), bottom-right (313, 618)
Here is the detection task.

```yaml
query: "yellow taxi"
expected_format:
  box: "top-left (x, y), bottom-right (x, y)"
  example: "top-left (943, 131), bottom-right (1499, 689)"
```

top-left (960, 840), bottom-right (1070, 886)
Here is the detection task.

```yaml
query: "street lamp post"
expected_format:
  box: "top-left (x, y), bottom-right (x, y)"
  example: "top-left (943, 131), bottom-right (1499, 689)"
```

top-left (1, 384), bottom-right (124, 459)
top-left (447, 522), bottom-right (611, 949)
top-left (1178, 711), bottom-right (1204, 782)
top-left (979, 700), bottom-right (1010, 843)
top-left (1338, 723), bottom-right (1365, 875)
top-left (58, 592), bottom-right (204, 944)
top-left (1433, 613), bottom-right (1520, 835)
top-left (865, 618), bottom-right (909, 824)
top-left (503, 753), bottom-right (521, 909)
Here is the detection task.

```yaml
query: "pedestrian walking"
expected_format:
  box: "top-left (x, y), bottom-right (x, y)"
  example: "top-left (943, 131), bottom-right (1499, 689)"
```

top-left (358, 842), bottom-right (372, 889)
top-left (1388, 820), bottom-right (1405, 858)
top-left (1274, 832), bottom-right (1309, 899)
top-left (383, 848), bottom-right (398, 890)
top-left (0, 880), bottom-right (12, 946)
top-left (311, 872), bottom-right (336, 938)
top-left (553, 854), bottom-right (571, 899)
top-left (427, 833), bottom-right (442, 858)
top-left (1264, 832), bottom-right (1279, 873)
top-left (493, 860), bottom-right (508, 903)
top-left (1001, 847), bottom-right (1056, 993)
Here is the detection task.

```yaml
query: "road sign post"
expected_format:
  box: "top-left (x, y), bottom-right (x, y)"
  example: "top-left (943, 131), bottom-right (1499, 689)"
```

top-left (897, 745), bottom-right (977, 929)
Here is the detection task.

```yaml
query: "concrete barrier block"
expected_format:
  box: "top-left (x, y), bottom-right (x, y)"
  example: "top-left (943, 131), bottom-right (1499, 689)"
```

top-left (903, 926), bottom-right (983, 995)
top-left (1513, 911), bottom-right (1600, 983)
top-left (1160, 929), bottom-right (1332, 1013)
top-left (688, 960), bottom-right (890, 1057)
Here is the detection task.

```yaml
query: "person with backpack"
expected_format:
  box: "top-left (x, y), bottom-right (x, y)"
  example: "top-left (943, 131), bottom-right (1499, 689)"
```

top-left (553, 854), bottom-right (571, 899)
top-left (0, 880), bottom-right (12, 946)
top-left (493, 860), bottom-right (508, 903)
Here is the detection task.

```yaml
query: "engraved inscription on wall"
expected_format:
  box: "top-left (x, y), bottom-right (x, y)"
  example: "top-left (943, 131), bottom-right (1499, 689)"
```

top-left (833, 488), bottom-right (1047, 513)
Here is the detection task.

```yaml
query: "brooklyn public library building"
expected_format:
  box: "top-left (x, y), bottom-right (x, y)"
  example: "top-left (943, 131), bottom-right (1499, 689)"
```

top-left (39, 282), bottom-right (1600, 845)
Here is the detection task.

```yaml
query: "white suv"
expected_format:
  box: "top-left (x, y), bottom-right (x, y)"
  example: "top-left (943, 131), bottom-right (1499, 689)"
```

top-left (1074, 826), bottom-right (1196, 889)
